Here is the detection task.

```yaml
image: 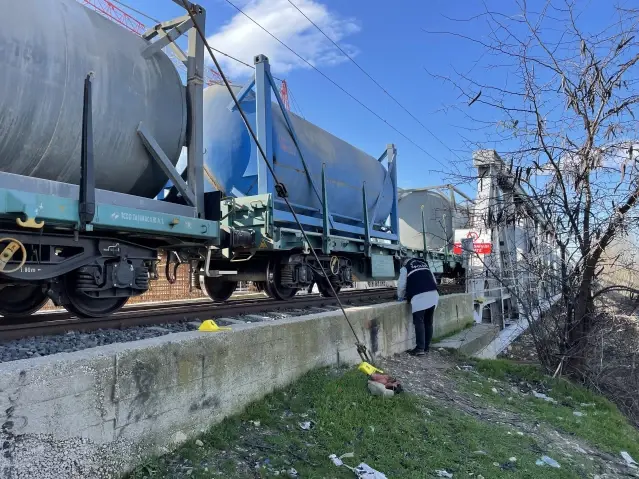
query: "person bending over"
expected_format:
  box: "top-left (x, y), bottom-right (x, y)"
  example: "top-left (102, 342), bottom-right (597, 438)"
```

top-left (397, 256), bottom-right (439, 356)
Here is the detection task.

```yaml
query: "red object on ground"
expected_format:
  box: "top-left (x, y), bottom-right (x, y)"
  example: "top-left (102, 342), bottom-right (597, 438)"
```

top-left (370, 373), bottom-right (403, 393)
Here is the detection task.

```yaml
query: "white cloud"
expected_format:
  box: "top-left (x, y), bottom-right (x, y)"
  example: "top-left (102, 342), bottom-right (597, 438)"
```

top-left (207, 0), bottom-right (361, 78)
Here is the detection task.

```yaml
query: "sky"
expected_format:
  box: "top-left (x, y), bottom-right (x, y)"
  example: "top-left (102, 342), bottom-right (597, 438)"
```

top-left (106, 0), bottom-right (632, 197)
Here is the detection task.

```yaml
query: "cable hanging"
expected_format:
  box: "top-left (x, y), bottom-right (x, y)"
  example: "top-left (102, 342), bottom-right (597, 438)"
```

top-left (285, 0), bottom-right (464, 164)
top-left (111, 0), bottom-right (284, 81)
top-left (180, 0), bottom-right (374, 364)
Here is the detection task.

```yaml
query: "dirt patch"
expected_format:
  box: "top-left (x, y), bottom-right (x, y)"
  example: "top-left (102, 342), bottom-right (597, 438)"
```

top-left (379, 350), bottom-right (639, 478)
top-left (498, 331), bottom-right (539, 362)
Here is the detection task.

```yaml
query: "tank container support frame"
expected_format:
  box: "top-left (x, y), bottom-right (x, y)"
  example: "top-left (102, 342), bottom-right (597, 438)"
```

top-left (217, 54), bottom-right (404, 280)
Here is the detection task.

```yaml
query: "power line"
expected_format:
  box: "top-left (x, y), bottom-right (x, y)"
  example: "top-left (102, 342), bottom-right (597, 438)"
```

top-left (222, 0), bottom-right (444, 166)
top-left (112, 0), bottom-right (159, 23)
top-left (285, 0), bottom-right (463, 163)
top-left (111, 0), bottom-right (271, 77)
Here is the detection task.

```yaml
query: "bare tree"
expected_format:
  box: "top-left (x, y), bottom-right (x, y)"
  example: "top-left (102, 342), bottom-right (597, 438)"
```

top-left (427, 2), bottom-right (639, 376)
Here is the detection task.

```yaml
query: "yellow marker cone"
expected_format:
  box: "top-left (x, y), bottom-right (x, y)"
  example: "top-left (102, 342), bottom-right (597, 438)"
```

top-left (358, 361), bottom-right (383, 376)
top-left (198, 320), bottom-right (232, 332)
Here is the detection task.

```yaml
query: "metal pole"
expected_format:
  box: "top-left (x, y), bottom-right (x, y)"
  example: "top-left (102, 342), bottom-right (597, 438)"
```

top-left (388, 144), bottom-right (399, 238)
top-left (79, 72), bottom-right (95, 231)
top-left (421, 205), bottom-right (428, 253)
top-left (255, 55), bottom-right (274, 195)
top-left (186, 6), bottom-right (206, 217)
top-left (180, 10), bottom-right (373, 362)
top-left (443, 213), bottom-right (448, 256)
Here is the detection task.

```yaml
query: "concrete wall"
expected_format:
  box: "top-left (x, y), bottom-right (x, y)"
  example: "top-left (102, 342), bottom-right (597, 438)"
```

top-left (0, 294), bottom-right (472, 478)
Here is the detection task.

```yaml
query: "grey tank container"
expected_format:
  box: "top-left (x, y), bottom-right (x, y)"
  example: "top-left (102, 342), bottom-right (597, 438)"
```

top-left (0, 0), bottom-right (187, 198)
top-left (399, 189), bottom-right (463, 251)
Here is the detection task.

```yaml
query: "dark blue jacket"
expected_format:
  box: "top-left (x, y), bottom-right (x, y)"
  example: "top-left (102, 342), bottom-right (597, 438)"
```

top-left (404, 258), bottom-right (438, 301)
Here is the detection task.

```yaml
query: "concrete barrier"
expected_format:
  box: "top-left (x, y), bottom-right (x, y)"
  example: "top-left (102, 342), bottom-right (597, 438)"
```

top-left (0, 294), bottom-right (472, 478)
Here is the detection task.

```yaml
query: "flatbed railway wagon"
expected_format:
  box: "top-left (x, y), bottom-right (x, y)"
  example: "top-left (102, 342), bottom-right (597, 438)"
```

top-left (162, 54), bottom-right (464, 301)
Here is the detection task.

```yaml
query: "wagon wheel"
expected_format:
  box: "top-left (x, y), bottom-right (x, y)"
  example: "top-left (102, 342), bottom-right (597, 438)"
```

top-left (200, 277), bottom-right (237, 302)
top-left (317, 278), bottom-right (341, 298)
top-left (0, 284), bottom-right (49, 319)
top-left (264, 259), bottom-right (298, 301)
top-left (61, 275), bottom-right (129, 318)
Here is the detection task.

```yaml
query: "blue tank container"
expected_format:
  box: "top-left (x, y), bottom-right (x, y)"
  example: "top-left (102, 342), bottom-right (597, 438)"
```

top-left (200, 85), bottom-right (394, 225)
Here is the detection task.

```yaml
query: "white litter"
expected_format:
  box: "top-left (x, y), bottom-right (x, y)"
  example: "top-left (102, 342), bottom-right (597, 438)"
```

top-left (536, 455), bottom-right (560, 468)
top-left (367, 380), bottom-right (394, 398)
top-left (299, 421), bottom-right (315, 430)
top-left (621, 451), bottom-right (638, 469)
top-left (354, 463), bottom-right (388, 479)
top-left (573, 411), bottom-right (585, 417)
top-left (532, 391), bottom-right (557, 403)
top-left (328, 453), bottom-right (387, 478)
top-left (435, 470), bottom-right (453, 478)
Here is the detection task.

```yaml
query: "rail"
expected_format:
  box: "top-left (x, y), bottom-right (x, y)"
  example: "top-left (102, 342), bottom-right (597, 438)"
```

top-left (0, 288), bottom-right (394, 342)
top-left (0, 284), bottom-right (466, 342)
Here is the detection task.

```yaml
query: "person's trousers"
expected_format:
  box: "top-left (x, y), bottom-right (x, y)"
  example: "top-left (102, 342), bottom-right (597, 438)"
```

top-left (413, 306), bottom-right (435, 351)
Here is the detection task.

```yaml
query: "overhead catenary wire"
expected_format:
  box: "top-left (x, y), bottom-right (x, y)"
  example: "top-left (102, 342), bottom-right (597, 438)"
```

top-left (180, 1), bottom-right (373, 364)
top-left (222, 0), bottom-right (445, 167)
top-left (285, 0), bottom-right (464, 164)
top-left (111, 0), bottom-right (283, 81)
top-left (112, 0), bottom-right (160, 23)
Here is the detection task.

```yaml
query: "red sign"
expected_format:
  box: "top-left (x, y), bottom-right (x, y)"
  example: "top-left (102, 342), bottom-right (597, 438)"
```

top-left (453, 230), bottom-right (492, 255)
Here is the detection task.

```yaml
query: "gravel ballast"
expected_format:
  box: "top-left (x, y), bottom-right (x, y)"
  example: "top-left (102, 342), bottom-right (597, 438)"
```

top-left (0, 305), bottom-right (344, 364)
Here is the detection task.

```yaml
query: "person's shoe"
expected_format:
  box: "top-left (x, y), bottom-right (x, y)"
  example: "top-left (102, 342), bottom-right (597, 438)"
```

top-left (407, 348), bottom-right (425, 357)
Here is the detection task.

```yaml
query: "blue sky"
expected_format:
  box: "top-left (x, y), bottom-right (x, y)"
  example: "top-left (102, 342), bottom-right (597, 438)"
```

top-left (108, 0), bottom-right (628, 195)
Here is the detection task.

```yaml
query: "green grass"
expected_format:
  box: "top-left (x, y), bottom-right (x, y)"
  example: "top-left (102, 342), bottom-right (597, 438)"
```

top-left (128, 366), bottom-right (598, 479)
top-left (455, 358), bottom-right (639, 459)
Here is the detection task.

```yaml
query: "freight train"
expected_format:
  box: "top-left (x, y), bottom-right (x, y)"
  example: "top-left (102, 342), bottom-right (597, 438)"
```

top-left (0, 0), bottom-right (463, 319)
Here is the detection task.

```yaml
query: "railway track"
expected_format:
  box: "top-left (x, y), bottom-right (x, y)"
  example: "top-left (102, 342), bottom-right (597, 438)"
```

top-left (0, 288), bottom-right (394, 341)
top-left (0, 284), bottom-right (465, 342)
